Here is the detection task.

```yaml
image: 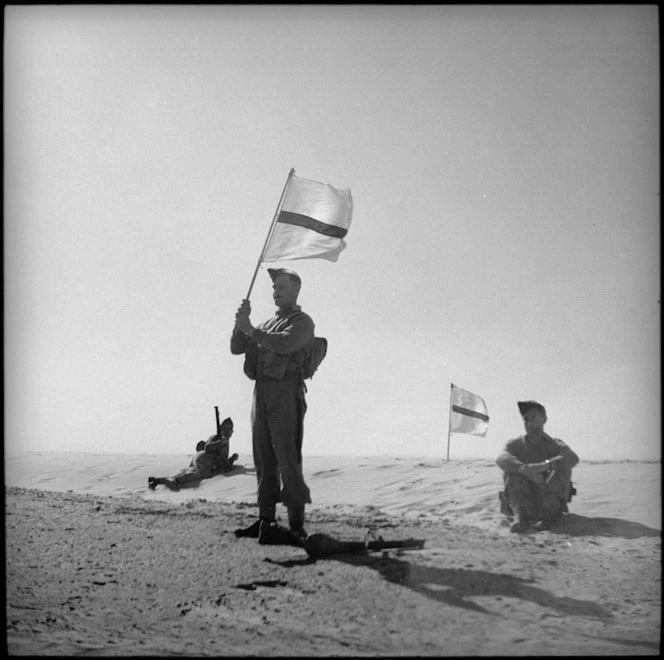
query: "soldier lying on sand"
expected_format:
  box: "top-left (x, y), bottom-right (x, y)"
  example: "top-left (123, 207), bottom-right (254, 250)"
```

top-left (148, 417), bottom-right (238, 491)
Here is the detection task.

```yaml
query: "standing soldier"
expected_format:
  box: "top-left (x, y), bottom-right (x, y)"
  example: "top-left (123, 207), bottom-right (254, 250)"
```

top-left (231, 268), bottom-right (314, 544)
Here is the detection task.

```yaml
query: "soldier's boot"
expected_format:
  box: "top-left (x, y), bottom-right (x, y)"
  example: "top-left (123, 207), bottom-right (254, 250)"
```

top-left (234, 519), bottom-right (263, 538)
top-left (258, 520), bottom-right (304, 547)
top-left (289, 521), bottom-right (308, 540)
top-left (509, 507), bottom-right (533, 533)
top-left (288, 505), bottom-right (307, 540)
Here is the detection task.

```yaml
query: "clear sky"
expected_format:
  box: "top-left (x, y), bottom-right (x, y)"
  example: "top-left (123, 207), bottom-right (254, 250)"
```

top-left (5, 5), bottom-right (660, 461)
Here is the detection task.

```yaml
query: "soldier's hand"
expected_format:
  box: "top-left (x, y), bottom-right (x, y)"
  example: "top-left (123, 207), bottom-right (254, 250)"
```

top-left (522, 461), bottom-right (549, 475)
top-left (234, 313), bottom-right (254, 336)
top-left (518, 463), bottom-right (548, 484)
top-left (237, 299), bottom-right (251, 316)
top-left (234, 299), bottom-right (252, 333)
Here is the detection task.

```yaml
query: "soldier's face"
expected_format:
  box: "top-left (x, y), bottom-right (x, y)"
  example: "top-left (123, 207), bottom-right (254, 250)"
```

top-left (522, 409), bottom-right (546, 435)
top-left (272, 275), bottom-right (299, 307)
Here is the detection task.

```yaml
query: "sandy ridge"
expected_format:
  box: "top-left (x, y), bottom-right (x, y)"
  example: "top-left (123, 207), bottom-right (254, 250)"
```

top-left (5, 485), bottom-right (660, 656)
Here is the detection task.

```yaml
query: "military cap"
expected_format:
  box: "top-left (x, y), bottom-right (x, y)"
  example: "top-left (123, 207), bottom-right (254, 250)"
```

top-left (267, 268), bottom-right (302, 286)
top-left (221, 417), bottom-right (233, 427)
top-left (517, 400), bottom-right (547, 417)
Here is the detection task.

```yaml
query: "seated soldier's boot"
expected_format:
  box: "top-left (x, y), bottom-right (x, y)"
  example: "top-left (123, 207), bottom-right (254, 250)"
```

top-left (258, 520), bottom-right (304, 547)
top-left (533, 519), bottom-right (552, 531)
top-left (234, 519), bottom-right (262, 538)
top-left (509, 508), bottom-right (532, 533)
top-left (534, 511), bottom-right (559, 531)
top-left (510, 519), bottom-right (531, 533)
top-left (148, 477), bottom-right (157, 490)
top-left (498, 490), bottom-right (513, 518)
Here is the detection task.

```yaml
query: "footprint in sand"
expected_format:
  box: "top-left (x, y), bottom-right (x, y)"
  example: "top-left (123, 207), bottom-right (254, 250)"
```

top-left (311, 469), bottom-right (342, 478)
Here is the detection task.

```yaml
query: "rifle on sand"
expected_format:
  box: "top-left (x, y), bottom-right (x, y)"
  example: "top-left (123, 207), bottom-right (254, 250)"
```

top-left (303, 533), bottom-right (425, 558)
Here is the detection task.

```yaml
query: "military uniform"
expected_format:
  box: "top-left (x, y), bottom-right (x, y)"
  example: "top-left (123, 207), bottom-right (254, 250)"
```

top-left (148, 420), bottom-right (236, 491)
top-left (497, 433), bottom-right (579, 523)
top-left (171, 434), bottom-right (234, 488)
top-left (497, 401), bottom-right (579, 528)
top-left (231, 269), bottom-right (314, 530)
top-left (232, 303), bottom-right (313, 517)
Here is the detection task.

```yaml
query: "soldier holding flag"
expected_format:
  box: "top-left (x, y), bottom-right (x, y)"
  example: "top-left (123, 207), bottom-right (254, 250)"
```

top-left (231, 170), bottom-right (353, 545)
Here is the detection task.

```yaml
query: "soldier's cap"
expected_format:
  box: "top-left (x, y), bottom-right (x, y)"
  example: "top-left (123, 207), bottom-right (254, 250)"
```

top-left (517, 400), bottom-right (547, 417)
top-left (267, 267), bottom-right (301, 286)
top-left (221, 417), bottom-right (233, 427)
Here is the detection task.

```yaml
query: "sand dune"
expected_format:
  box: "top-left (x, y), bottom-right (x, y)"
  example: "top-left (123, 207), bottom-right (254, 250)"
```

top-left (5, 452), bottom-right (661, 656)
top-left (5, 452), bottom-right (661, 529)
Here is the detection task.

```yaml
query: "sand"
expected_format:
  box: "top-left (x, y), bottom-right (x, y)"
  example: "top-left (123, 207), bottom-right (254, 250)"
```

top-left (4, 453), bottom-right (661, 656)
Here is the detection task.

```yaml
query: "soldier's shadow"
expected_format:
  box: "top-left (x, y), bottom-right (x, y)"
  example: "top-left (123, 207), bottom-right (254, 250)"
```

top-left (334, 553), bottom-right (613, 619)
top-left (269, 551), bottom-right (611, 619)
top-left (549, 513), bottom-right (660, 539)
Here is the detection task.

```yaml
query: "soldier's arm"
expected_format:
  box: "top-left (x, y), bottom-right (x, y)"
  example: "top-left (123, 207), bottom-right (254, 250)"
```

top-left (231, 327), bottom-right (249, 355)
top-left (547, 438), bottom-right (580, 470)
top-left (496, 448), bottom-right (525, 473)
top-left (252, 314), bottom-right (314, 354)
top-left (496, 439), bottom-right (529, 473)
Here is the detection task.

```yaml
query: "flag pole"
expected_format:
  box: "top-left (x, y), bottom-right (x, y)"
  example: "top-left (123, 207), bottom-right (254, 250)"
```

top-left (447, 383), bottom-right (453, 461)
top-left (245, 167), bottom-right (296, 300)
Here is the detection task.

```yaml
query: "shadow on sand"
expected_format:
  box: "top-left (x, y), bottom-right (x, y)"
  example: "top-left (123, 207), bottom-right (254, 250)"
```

top-left (343, 553), bottom-right (613, 619)
top-left (269, 552), bottom-right (612, 620)
top-left (268, 550), bottom-right (659, 650)
top-left (222, 464), bottom-right (256, 477)
top-left (550, 513), bottom-right (660, 539)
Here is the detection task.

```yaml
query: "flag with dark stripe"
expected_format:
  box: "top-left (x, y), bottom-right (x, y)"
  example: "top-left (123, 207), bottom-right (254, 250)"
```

top-left (449, 384), bottom-right (490, 437)
top-left (262, 174), bottom-right (353, 263)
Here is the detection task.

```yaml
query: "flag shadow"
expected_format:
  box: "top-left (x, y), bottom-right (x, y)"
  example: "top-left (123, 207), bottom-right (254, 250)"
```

top-left (549, 513), bottom-right (660, 539)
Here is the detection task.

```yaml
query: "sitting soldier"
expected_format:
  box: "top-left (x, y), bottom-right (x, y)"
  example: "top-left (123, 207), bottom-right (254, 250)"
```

top-left (148, 417), bottom-right (239, 491)
top-left (497, 401), bottom-right (579, 533)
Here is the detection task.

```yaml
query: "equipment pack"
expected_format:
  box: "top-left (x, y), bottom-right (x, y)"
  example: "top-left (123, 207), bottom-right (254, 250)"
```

top-left (301, 336), bottom-right (328, 380)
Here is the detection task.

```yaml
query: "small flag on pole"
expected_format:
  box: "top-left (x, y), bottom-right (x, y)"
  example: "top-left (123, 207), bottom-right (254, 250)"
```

top-left (449, 384), bottom-right (490, 437)
top-left (261, 174), bottom-right (353, 263)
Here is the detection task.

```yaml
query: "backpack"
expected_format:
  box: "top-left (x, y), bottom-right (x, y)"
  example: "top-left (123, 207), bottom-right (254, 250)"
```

top-left (301, 336), bottom-right (328, 380)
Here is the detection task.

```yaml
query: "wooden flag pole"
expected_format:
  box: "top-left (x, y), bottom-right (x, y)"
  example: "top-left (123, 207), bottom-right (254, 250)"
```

top-left (245, 168), bottom-right (296, 300)
top-left (446, 383), bottom-right (454, 461)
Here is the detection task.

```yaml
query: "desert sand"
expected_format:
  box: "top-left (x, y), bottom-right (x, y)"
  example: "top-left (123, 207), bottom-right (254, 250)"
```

top-left (5, 452), bottom-right (661, 656)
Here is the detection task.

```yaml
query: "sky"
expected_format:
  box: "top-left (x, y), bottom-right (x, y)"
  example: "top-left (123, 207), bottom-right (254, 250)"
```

top-left (4, 5), bottom-right (660, 462)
